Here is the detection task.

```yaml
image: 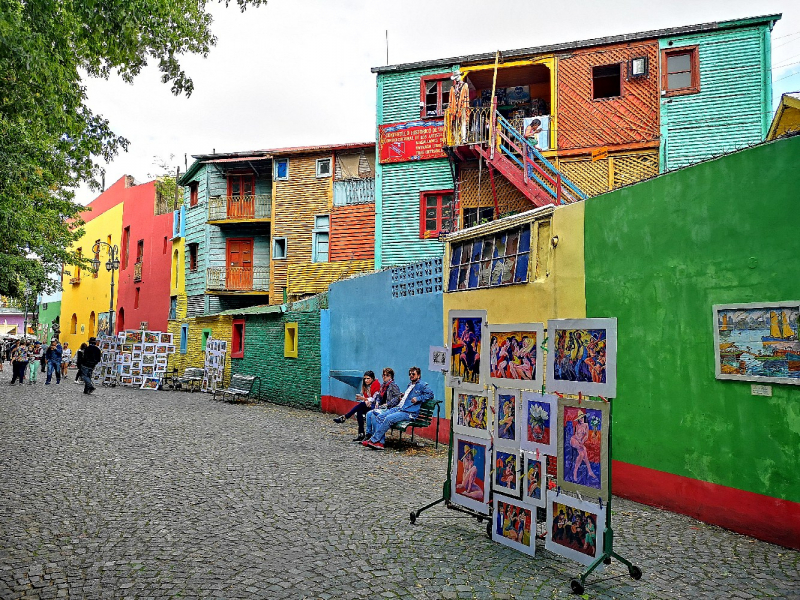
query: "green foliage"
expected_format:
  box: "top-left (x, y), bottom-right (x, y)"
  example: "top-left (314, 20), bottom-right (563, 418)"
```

top-left (0, 0), bottom-right (265, 299)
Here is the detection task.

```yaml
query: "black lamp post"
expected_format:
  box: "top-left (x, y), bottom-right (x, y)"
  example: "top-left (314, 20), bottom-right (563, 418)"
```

top-left (22, 283), bottom-right (31, 341)
top-left (91, 241), bottom-right (120, 335)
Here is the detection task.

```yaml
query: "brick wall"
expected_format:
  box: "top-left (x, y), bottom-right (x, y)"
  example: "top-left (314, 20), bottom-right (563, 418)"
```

top-left (167, 314), bottom-right (233, 387)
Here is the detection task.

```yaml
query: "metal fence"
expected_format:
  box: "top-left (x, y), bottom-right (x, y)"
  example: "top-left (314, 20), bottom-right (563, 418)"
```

top-left (206, 266), bottom-right (270, 292)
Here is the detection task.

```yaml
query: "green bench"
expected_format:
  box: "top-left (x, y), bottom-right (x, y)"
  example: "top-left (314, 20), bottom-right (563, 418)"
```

top-left (213, 373), bottom-right (260, 403)
top-left (390, 398), bottom-right (442, 449)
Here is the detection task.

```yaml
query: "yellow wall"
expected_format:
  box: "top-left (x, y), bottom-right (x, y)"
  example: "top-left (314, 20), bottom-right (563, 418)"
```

top-left (167, 315), bottom-right (232, 387)
top-left (59, 203), bottom-right (124, 348)
top-left (441, 202), bottom-right (585, 413)
top-left (287, 259), bottom-right (373, 298)
top-left (170, 237), bottom-right (185, 299)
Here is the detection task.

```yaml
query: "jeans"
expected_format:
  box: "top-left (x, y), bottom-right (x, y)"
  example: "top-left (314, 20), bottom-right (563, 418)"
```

top-left (368, 407), bottom-right (414, 444)
top-left (46, 361), bottom-right (61, 383)
top-left (345, 402), bottom-right (370, 434)
top-left (11, 361), bottom-right (28, 384)
top-left (28, 362), bottom-right (38, 383)
top-left (365, 408), bottom-right (388, 437)
top-left (80, 365), bottom-right (95, 393)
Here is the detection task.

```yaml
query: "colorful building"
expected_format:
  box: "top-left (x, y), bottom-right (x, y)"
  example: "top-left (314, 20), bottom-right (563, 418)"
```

top-left (767, 92), bottom-right (800, 140)
top-left (36, 298), bottom-right (61, 342)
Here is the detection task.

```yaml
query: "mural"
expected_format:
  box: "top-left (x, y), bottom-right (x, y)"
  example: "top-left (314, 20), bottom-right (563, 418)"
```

top-left (713, 303), bottom-right (800, 385)
top-left (547, 318), bottom-right (617, 397)
top-left (557, 398), bottom-right (610, 501)
top-left (488, 323), bottom-right (544, 388)
top-left (451, 434), bottom-right (490, 514)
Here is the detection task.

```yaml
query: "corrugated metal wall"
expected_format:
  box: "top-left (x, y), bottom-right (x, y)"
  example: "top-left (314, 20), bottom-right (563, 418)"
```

top-left (379, 66), bottom-right (457, 124)
top-left (287, 259), bottom-right (373, 297)
top-left (183, 165), bottom-right (208, 298)
top-left (329, 203), bottom-right (375, 261)
top-left (660, 25), bottom-right (771, 172)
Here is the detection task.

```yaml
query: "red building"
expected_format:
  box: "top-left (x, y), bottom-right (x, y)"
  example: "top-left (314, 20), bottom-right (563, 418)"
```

top-left (116, 179), bottom-right (175, 334)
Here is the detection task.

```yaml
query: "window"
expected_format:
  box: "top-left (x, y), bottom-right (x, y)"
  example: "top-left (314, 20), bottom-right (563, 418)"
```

top-left (189, 182), bottom-right (199, 207)
top-left (228, 172), bottom-right (255, 198)
top-left (315, 158), bottom-right (332, 178)
top-left (284, 322), bottom-right (298, 358)
top-left (628, 56), bottom-right (649, 79)
top-left (173, 249), bottom-right (180, 287)
top-left (231, 318), bottom-right (245, 358)
top-left (312, 215), bottom-right (329, 263)
top-left (163, 236), bottom-right (168, 254)
top-left (136, 240), bottom-right (144, 263)
top-left (273, 237), bottom-right (287, 260)
top-left (662, 46), bottom-right (699, 96)
top-left (188, 243), bottom-right (198, 271)
top-left (169, 296), bottom-right (177, 320)
top-left (463, 207), bottom-right (495, 229)
top-left (592, 64), bottom-right (621, 99)
top-left (93, 240), bottom-right (100, 278)
top-left (447, 225), bottom-right (532, 291)
top-left (201, 329), bottom-right (211, 352)
top-left (180, 323), bottom-right (189, 354)
top-left (134, 287), bottom-right (140, 309)
top-left (122, 226), bottom-right (130, 269)
top-left (419, 191), bottom-right (455, 238)
top-left (420, 73), bottom-right (453, 118)
top-left (274, 159), bottom-right (289, 181)
top-left (70, 313), bottom-right (77, 334)
top-left (117, 308), bottom-right (124, 333)
top-left (75, 247), bottom-right (82, 281)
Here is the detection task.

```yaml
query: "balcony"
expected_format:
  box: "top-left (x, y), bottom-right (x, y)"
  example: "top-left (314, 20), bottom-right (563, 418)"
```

top-left (69, 276), bottom-right (80, 285)
top-left (133, 261), bottom-right (143, 282)
top-left (206, 266), bottom-right (270, 295)
top-left (208, 194), bottom-right (271, 223)
top-left (333, 178), bottom-right (375, 206)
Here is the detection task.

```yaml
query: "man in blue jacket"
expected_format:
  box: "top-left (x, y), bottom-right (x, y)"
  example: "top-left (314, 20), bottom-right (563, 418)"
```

top-left (44, 339), bottom-right (62, 384)
top-left (362, 366), bottom-right (433, 450)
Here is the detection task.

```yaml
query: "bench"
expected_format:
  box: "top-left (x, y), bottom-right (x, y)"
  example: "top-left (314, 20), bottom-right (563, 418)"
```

top-left (176, 367), bottom-right (204, 392)
top-left (390, 398), bottom-right (442, 449)
top-left (212, 374), bottom-right (260, 403)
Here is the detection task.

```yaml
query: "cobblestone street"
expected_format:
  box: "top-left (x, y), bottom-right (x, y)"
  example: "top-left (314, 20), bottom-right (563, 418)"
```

top-left (0, 372), bottom-right (798, 599)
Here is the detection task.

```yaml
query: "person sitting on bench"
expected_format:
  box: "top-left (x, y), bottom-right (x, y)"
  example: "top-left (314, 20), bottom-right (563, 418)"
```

top-left (362, 366), bottom-right (433, 450)
top-left (333, 370), bottom-right (384, 441)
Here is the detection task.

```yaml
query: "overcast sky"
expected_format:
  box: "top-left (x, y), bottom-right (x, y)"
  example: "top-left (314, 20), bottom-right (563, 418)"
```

top-left (75, 0), bottom-right (800, 205)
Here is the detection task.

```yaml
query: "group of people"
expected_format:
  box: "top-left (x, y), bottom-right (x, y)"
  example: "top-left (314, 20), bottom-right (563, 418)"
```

top-left (552, 506), bottom-right (597, 553)
top-left (553, 331), bottom-right (607, 384)
top-left (2, 337), bottom-right (102, 394)
top-left (333, 366), bottom-right (433, 450)
top-left (489, 334), bottom-right (536, 381)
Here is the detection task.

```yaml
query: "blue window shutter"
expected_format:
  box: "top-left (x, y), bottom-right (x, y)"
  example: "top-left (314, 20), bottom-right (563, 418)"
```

top-left (180, 206), bottom-right (186, 237)
top-left (173, 211), bottom-right (179, 238)
top-left (180, 324), bottom-right (188, 354)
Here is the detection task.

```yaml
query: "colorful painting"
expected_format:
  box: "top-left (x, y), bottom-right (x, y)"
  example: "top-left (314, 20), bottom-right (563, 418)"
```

top-left (125, 330), bottom-right (142, 344)
top-left (557, 398), bottom-right (610, 501)
top-left (453, 391), bottom-right (490, 438)
top-left (140, 377), bottom-right (160, 390)
top-left (493, 449), bottom-right (520, 496)
top-left (451, 434), bottom-right (490, 514)
top-left (448, 310), bottom-right (486, 391)
top-left (521, 392), bottom-right (557, 455)
top-left (143, 344), bottom-right (156, 354)
top-left (142, 365), bottom-right (154, 375)
top-left (97, 312), bottom-right (111, 336)
top-left (144, 331), bottom-right (160, 344)
top-left (545, 494), bottom-right (606, 567)
top-left (492, 496), bottom-right (535, 557)
top-left (493, 389), bottom-right (520, 449)
top-left (155, 345), bottom-right (168, 355)
top-left (488, 323), bottom-right (544, 389)
top-left (142, 355), bottom-right (155, 365)
top-left (713, 302), bottom-right (800, 385)
top-left (546, 318), bottom-right (617, 397)
top-left (160, 332), bottom-right (173, 344)
top-left (522, 453), bottom-right (546, 508)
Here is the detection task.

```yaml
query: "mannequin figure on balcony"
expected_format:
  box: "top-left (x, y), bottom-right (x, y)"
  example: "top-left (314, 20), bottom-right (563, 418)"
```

top-left (446, 73), bottom-right (470, 146)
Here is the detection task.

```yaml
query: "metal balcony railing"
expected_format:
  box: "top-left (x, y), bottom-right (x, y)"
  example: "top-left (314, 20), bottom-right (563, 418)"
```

top-left (133, 261), bottom-right (143, 282)
top-left (444, 106), bottom-right (493, 147)
top-left (208, 194), bottom-right (272, 222)
top-left (206, 266), bottom-right (270, 293)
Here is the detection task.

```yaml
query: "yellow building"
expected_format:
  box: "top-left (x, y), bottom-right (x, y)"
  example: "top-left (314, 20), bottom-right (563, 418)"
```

top-left (767, 92), bottom-right (800, 141)
top-left (59, 178), bottom-right (128, 349)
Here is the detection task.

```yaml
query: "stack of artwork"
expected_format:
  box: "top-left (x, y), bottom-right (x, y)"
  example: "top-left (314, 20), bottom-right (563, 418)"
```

top-left (202, 339), bottom-right (227, 392)
top-left (446, 311), bottom-right (618, 566)
top-left (93, 330), bottom-right (175, 389)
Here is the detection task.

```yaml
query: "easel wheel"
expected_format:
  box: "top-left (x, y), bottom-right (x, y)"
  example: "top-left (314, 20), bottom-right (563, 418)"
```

top-left (628, 565), bottom-right (642, 580)
top-left (485, 520), bottom-right (491, 538)
top-left (570, 579), bottom-right (584, 594)
top-left (409, 512), bottom-right (417, 525)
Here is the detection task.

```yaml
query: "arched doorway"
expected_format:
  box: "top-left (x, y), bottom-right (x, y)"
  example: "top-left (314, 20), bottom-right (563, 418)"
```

top-left (70, 313), bottom-right (77, 335)
top-left (89, 312), bottom-right (96, 338)
top-left (173, 249), bottom-right (180, 288)
top-left (117, 307), bottom-right (124, 334)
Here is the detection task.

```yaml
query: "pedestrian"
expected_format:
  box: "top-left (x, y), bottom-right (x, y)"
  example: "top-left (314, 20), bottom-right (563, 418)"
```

top-left (45, 339), bottom-right (62, 384)
top-left (60, 342), bottom-right (72, 379)
top-left (27, 341), bottom-right (42, 385)
top-left (80, 337), bottom-right (102, 395)
top-left (10, 341), bottom-right (29, 385)
top-left (74, 343), bottom-right (87, 384)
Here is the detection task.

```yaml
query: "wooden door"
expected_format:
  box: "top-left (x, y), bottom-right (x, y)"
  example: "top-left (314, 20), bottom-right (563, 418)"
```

top-left (227, 174), bottom-right (255, 219)
top-left (226, 238), bottom-right (253, 290)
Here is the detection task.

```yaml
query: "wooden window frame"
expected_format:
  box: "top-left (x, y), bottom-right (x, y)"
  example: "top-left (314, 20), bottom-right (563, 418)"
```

top-left (231, 318), bottom-right (245, 358)
top-left (419, 190), bottom-right (455, 239)
top-left (591, 63), bottom-right (623, 101)
top-left (661, 45), bottom-right (700, 97)
top-left (180, 323), bottom-right (189, 354)
top-left (420, 73), bottom-right (454, 119)
top-left (189, 182), bottom-right (199, 207)
top-left (226, 172), bottom-right (255, 198)
top-left (188, 243), bottom-right (198, 272)
top-left (274, 159), bottom-right (289, 181)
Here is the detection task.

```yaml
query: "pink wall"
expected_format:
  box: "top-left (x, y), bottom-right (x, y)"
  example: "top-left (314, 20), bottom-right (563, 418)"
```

top-left (116, 181), bottom-right (173, 334)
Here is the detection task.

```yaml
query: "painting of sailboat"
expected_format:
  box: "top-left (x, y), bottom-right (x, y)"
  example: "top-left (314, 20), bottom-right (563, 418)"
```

top-left (713, 302), bottom-right (800, 385)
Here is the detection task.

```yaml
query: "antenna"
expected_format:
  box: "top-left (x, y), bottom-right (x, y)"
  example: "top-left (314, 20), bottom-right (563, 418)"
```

top-left (385, 30), bottom-right (389, 65)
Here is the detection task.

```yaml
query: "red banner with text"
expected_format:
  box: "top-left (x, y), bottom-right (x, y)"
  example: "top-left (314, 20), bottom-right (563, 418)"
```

top-left (378, 120), bottom-right (447, 164)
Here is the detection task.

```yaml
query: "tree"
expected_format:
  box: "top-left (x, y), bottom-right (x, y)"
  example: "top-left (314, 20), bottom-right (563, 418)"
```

top-left (0, 0), bottom-right (265, 299)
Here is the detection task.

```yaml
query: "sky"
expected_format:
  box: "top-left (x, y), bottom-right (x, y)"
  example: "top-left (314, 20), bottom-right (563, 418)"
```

top-left (74, 0), bottom-right (800, 205)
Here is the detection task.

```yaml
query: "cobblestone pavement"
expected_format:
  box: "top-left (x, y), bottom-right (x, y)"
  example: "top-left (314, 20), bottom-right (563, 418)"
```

top-left (1, 371), bottom-right (798, 599)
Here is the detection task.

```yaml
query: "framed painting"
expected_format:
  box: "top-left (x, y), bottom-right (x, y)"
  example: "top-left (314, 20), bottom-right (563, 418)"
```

top-left (160, 332), bottom-right (173, 344)
top-left (143, 344), bottom-right (156, 354)
top-left (522, 452), bottom-right (546, 508)
top-left (120, 376), bottom-right (134, 386)
top-left (140, 376), bottom-right (160, 390)
top-left (493, 388), bottom-right (521, 450)
top-left (155, 345), bottom-right (168, 355)
top-left (132, 351), bottom-right (142, 361)
top-left (713, 302), bottom-right (800, 385)
top-left (492, 496), bottom-right (535, 557)
top-left (520, 392), bottom-right (558, 455)
top-left (545, 493), bottom-right (606, 567)
top-left (451, 434), bottom-right (491, 514)
top-left (488, 323), bottom-right (544, 389)
top-left (447, 310), bottom-right (487, 392)
top-left (144, 331), bottom-right (160, 344)
top-left (493, 448), bottom-right (521, 497)
top-left (142, 355), bottom-right (155, 365)
top-left (546, 318), bottom-right (617, 397)
top-left (453, 390), bottom-right (490, 439)
top-left (557, 397), bottom-right (610, 502)
top-left (142, 365), bottom-right (155, 375)
top-left (122, 344), bottom-right (133, 354)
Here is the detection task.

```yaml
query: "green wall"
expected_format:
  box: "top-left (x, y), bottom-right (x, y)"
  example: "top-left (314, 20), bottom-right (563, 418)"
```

top-left (37, 300), bottom-right (61, 341)
top-left (584, 135), bottom-right (800, 503)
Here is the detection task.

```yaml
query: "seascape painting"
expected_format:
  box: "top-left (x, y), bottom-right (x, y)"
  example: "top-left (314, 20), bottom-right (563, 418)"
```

top-left (714, 303), bottom-right (800, 385)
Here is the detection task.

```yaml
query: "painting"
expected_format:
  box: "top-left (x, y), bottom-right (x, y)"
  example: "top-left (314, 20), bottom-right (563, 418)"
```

top-left (155, 345), bottom-right (168, 355)
top-left (160, 332), bottom-right (173, 345)
top-left (143, 344), bottom-right (156, 354)
top-left (451, 434), bottom-right (491, 514)
top-left (140, 377), bottom-right (160, 390)
top-left (545, 493), bottom-right (606, 567)
top-left (546, 318), bottom-right (617, 397)
top-left (493, 388), bottom-right (521, 449)
top-left (125, 330), bottom-right (142, 344)
top-left (493, 448), bottom-right (521, 497)
top-left (120, 376), bottom-right (134, 386)
top-left (448, 310), bottom-right (486, 392)
top-left (453, 391), bottom-right (490, 439)
top-left (557, 398), bottom-right (610, 501)
top-left (522, 452), bottom-right (546, 508)
top-left (428, 345), bottom-right (448, 373)
top-left (488, 323), bottom-right (544, 389)
top-left (492, 496), bottom-right (535, 557)
top-left (97, 312), bottom-right (111, 336)
top-left (142, 355), bottom-right (155, 365)
top-left (713, 302), bottom-right (800, 385)
top-left (520, 392), bottom-right (557, 455)
top-left (142, 365), bottom-right (154, 375)
top-left (144, 331), bottom-right (160, 344)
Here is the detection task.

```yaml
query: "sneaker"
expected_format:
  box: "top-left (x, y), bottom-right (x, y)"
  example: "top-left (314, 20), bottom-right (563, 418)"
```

top-left (87, 387), bottom-right (96, 395)
top-left (361, 440), bottom-right (372, 447)
top-left (333, 416), bottom-right (346, 424)
top-left (352, 433), bottom-right (366, 442)
top-left (45, 382), bottom-right (51, 385)
top-left (367, 441), bottom-right (384, 451)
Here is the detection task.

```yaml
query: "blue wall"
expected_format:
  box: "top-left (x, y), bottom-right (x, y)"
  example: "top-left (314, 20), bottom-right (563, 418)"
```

top-left (326, 269), bottom-right (445, 414)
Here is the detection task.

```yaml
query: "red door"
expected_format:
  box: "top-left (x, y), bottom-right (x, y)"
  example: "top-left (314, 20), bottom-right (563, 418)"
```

top-left (226, 238), bottom-right (253, 290)
top-left (227, 174), bottom-right (255, 219)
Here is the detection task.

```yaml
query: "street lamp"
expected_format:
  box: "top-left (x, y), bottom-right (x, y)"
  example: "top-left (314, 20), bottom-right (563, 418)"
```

top-left (91, 241), bottom-right (120, 335)
top-left (22, 283), bottom-right (31, 342)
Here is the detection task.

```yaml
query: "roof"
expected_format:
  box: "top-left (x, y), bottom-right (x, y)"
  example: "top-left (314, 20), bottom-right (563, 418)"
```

top-left (215, 304), bottom-right (286, 316)
top-left (767, 92), bottom-right (800, 141)
top-left (371, 14), bottom-right (781, 74)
